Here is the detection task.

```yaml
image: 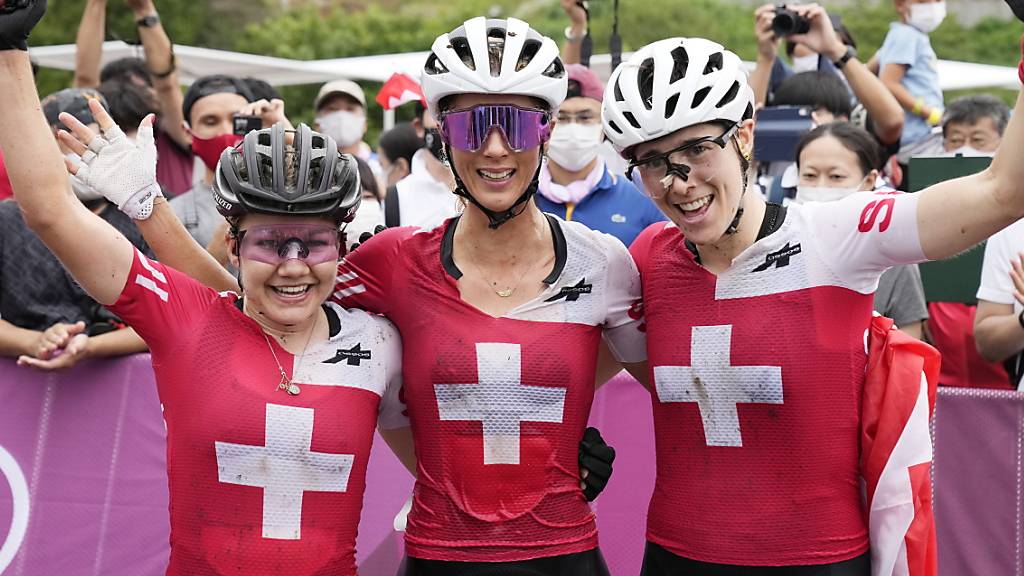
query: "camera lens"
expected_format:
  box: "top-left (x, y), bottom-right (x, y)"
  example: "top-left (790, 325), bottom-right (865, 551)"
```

top-left (772, 7), bottom-right (811, 37)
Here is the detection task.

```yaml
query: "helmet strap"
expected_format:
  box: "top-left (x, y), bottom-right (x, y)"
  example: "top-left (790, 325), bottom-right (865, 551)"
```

top-left (723, 138), bottom-right (750, 236)
top-left (444, 142), bottom-right (540, 230)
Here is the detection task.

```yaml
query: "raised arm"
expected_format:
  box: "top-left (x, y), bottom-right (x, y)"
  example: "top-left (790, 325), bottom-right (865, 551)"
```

top-left (917, 78), bottom-right (1024, 259)
top-left (558, 0), bottom-right (586, 66)
top-left (748, 3), bottom-right (781, 108)
top-left (73, 0), bottom-right (106, 88)
top-left (139, 198), bottom-right (239, 292)
top-left (127, 0), bottom-right (190, 149)
top-left (787, 3), bottom-right (904, 145)
top-left (0, 15), bottom-right (136, 306)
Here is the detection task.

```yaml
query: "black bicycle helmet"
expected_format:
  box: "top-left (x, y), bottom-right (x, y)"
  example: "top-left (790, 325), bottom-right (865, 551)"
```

top-left (214, 123), bottom-right (361, 225)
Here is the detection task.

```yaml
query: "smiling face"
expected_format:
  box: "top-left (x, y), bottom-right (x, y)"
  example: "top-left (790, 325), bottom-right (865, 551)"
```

top-left (633, 120), bottom-right (753, 245)
top-left (443, 93), bottom-right (546, 214)
top-left (228, 213), bottom-right (340, 330)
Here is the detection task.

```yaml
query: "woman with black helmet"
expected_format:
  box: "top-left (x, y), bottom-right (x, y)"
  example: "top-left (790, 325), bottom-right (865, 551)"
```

top-left (601, 20), bottom-right (1024, 576)
top-left (75, 15), bottom-right (645, 576)
top-left (0, 8), bottom-right (408, 573)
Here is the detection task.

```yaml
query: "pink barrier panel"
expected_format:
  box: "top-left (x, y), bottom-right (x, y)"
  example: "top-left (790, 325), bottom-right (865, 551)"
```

top-left (932, 386), bottom-right (1024, 575)
top-left (4, 356), bottom-right (1017, 575)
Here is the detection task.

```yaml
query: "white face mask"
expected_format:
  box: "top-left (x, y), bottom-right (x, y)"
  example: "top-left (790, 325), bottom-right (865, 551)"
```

top-left (944, 145), bottom-right (993, 158)
top-left (794, 185), bottom-right (860, 204)
top-left (546, 122), bottom-right (604, 172)
top-left (317, 110), bottom-right (366, 148)
top-left (909, 1), bottom-right (946, 34)
top-left (65, 152), bottom-right (104, 201)
top-left (791, 54), bottom-right (820, 74)
top-left (344, 197), bottom-right (383, 250)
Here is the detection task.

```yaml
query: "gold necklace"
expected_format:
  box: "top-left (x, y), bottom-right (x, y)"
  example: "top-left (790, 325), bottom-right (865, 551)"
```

top-left (260, 315), bottom-right (318, 396)
top-left (465, 218), bottom-right (545, 298)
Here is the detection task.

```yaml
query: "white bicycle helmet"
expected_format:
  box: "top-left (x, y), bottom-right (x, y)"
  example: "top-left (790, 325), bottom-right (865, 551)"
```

top-left (603, 37), bottom-right (754, 157)
top-left (421, 17), bottom-right (567, 118)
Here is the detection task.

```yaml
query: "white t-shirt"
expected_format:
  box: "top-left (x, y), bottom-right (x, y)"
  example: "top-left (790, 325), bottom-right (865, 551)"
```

top-left (390, 149), bottom-right (461, 230)
top-left (976, 219), bottom-right (1024, 389)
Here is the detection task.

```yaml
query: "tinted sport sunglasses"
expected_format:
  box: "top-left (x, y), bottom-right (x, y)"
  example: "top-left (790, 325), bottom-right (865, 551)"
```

top-left (440, 104), bottom-right (552, 153)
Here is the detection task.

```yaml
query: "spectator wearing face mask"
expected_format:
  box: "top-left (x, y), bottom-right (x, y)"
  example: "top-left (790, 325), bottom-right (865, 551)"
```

top-left (0, 88), bottom-right (150, 370)
top-left (313, 79), bottom-right (383, 182)
top-left (380, 103), bottom-right (458, 229)
top-left (941, 93), bottom-right (1010, 156)
top-left (873, 0), bottom-right (947, 148)
top-left (167, 75), bottom-right (255, 252)
top-left (792, 122), bottom-right (928, 339)
top-left (535, 64), bottom-right (665, 246)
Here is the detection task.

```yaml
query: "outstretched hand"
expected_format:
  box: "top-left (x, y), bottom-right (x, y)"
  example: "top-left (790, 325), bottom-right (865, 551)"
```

top-left (58, 98), bottom-right (163, 220)
top-left (0, 0), bottom-right (46, 51)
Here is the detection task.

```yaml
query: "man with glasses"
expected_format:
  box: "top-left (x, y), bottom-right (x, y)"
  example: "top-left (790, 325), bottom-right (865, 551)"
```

top-left (535, 64), bottom-right (664, 246)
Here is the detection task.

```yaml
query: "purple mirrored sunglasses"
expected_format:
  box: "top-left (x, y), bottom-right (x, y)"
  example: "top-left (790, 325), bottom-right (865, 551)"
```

top-left (440, 104), bottom-right (552, 153)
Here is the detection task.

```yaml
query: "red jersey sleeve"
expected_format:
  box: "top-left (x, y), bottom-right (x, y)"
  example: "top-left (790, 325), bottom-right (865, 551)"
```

top-left (629, 221), bottom-right (669, 276)
top-left (333, 227), bottom-right (416, 314)
top-left (107, 248), bottom-right (223, 353)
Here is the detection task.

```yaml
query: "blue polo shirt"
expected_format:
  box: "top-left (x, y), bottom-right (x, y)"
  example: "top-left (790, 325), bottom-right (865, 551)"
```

top-left (535, 167), bottom-right (666, 247)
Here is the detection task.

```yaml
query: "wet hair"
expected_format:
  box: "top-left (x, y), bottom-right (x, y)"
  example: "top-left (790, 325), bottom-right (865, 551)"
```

top-left (242, 78), bottom-right (282, 102)
top-left (99, 79), bottom-right (160, 131)
top-left (100, 57), bottom-right (152, 87)
top-left (772, 71), bottom-right (853, 119)
top-left (942, 93), bottom-right (1011, 137)
top-left (795, 121), bottom-right (882, 177)
top-left (378, 122), bottom-right (421, 168)
top-left (353, 156), bottom-right (380, 201)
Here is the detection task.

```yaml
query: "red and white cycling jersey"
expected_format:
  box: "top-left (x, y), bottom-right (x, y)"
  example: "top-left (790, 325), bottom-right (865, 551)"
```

top-left (334, 215), bottom-right (645, 562)
top-left (109, 249), bottom-right (405, 576)
top-left (629, 192), bottom-right (925, 566)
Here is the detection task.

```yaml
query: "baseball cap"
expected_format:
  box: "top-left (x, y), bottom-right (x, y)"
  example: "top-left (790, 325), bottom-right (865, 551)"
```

top-left (565, 64), bottom-right (604, 102)
top-left (182, 74), bottom-right (254, 125)
top-left (41, 88), bottom-right (108, 128)
top-left (314, 79), bottom-right (367, 112)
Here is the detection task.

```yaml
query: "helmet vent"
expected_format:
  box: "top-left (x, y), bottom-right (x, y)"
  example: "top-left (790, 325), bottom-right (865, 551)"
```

top-left (691, 86), bottom-right (711, 109)
top-left (516, 40), bottom-right (541, 73)
top-left (668, 46), bottom-right (689, 84)
top-left (622, 111), bottom-right (641, 130)
top-left (613, 78), bottom-right (625, 102)
top-left (704, 52), bottom-right (723, 75)
top-left (607, 120), bottom-right (623, 135)
top-left (542, 56), bottom-right (565, 79)
top-left (451, 37), bottom-right (476, 71)
top-left (716, 80), bottom-right (740, 109)
top-left (637, 58), bottom-right (656, 111)
top-left (424, 53), bottom-right (449, 75)
top-left (665, 93), bottom-right (680, 119)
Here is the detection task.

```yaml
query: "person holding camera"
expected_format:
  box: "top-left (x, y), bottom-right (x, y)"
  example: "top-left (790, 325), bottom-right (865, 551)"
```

top-left (168, 75), bottom-right (292, 254)
top-left (750, 3), bottom-right (904, 149)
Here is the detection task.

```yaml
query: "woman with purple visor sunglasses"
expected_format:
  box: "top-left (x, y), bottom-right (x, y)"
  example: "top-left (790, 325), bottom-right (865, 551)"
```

top-left (93, 15), bottom-right (648, 576)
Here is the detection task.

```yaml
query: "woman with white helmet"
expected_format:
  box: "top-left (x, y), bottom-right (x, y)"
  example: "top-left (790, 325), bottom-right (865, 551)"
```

top-left (604, 33), bottom-right (1024, 574)
top-left (79, 15), bottom-right (645, 576)
top-left (330, 17), bottom-right (645, 574)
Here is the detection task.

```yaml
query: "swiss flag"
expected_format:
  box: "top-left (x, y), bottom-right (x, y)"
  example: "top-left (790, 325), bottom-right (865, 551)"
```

top-left (375, 73), bottom-right (426, 110)
top-left (862, 315), bottom-right (939, 576)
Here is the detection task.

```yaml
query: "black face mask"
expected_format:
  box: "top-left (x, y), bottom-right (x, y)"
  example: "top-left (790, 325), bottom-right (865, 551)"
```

top-left (423, 127), bottom-right (445, 161)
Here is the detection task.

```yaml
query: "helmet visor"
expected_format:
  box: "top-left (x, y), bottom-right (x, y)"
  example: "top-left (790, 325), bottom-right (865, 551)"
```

top-left (238, 224), bottom-right (341, 266)
top-left (440, 105), bottom-right (551, 152)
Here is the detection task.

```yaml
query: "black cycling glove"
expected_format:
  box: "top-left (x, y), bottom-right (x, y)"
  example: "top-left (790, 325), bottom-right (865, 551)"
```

top-left (579, 426), bottom-right (615, 502)
top-left (347, 224), bottom-right (386, 253)
top-left (0, 0), bottom-right (46, 51)
top-left (1007, 0), bottom-right (1024, 22)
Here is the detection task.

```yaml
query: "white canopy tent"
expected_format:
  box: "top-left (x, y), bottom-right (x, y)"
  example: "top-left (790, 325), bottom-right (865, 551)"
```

top-left (29, 40), bottom-right (1022, 89)
top-left (28, 40), bottom-right (1021, 129)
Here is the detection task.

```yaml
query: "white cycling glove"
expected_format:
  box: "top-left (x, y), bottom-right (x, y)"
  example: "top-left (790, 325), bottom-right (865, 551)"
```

top-left (72, 119), bottom-right (162, 220)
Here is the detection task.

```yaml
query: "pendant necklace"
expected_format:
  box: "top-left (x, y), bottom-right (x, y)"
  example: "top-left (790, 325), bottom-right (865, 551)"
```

top-left (260, 316), bottom-right (317, 396)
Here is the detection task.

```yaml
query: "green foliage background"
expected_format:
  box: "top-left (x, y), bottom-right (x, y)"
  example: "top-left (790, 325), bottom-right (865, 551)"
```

top-left (31, 0), bottom-right (1023, 143)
